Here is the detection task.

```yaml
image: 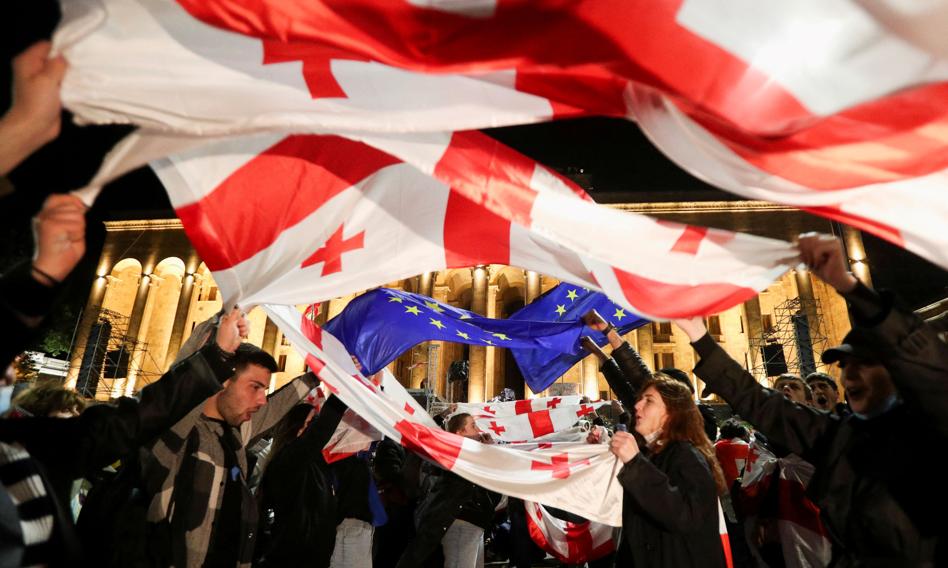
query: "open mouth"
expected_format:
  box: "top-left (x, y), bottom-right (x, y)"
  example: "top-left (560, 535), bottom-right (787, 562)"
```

top-left (817, 396), bottom-right (827, 406)
top-left (846, 387), bottom-right (865, 401)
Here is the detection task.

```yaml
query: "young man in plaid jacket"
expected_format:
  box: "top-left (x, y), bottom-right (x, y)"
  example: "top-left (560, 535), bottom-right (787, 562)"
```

top-left (142, 340), bottom-right (319, 567)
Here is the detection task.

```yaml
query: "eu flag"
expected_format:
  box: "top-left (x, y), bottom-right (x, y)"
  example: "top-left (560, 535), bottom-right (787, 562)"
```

top-left (324, 288), bottom-right (584, 375)
top-left (508, 283), bottom-right (647, 392)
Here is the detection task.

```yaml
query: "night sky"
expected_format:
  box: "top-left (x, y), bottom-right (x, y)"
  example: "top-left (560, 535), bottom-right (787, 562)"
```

top-left (2, 2), bottom-right (945, 338)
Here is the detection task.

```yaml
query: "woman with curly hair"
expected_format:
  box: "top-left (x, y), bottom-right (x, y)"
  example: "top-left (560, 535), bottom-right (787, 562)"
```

top-left (609, 374), bottom-right (728, 567)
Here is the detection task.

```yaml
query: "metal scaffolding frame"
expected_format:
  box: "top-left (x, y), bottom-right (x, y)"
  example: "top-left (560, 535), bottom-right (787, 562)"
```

top-left (72, 307), bottom-right (164, 399)
top-left (748, 297), bottom-right (830, 381)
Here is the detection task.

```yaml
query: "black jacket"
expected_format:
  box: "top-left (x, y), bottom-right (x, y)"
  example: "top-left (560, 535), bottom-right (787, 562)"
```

top-left (0, 341), bottom-right (235, 566)
top-left (395, 464), bottom-right (500, 568)
top-left (255, 396), bottom-right (346, 568)
top-left (0, 262), bottom-right (65, 369)
top-left (617, 440), bottom-right (726, 568)
top-left (692, 334), bottom-right (945, 566)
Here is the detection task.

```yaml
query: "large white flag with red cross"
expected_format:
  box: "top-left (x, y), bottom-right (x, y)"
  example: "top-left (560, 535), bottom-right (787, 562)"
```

top-left (58, 0), bottom-right (948, 271)
top-left (264, 303), bottom-right (625, 525)
top-left (149, 130), bottom-right (793, 319)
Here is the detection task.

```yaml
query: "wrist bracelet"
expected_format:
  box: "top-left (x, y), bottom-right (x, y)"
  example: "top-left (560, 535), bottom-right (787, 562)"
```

top-left (604, 323), bottom-right (616, 335)
top-left (31, 265), bottom-right (62, 286)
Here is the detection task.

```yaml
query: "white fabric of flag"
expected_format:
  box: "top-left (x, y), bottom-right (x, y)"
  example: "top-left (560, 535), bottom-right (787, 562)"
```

top-left (264, 304), bottom-right (625, 525)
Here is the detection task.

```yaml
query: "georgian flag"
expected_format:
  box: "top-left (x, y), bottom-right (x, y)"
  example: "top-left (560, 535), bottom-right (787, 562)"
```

top-left (525, 501), bottom-right (616, 564)
top-left (265, 303), bottom-right (625, 525)
top-left (472, 403), bottom-right (607, 443)
top-left (57, 0), bottom-right (948, 271)
top-left (628, 85), bottom-right (948, 271)
top-left (148, 130), bottom-right (793, 320)
top-left (58, 0), bottom-right (948, 137)
top-left (457, 397), bottom-right (602, 418)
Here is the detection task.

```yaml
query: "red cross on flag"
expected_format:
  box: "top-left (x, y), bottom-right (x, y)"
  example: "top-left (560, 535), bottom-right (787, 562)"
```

top-left (60, 0), bottom-right (948, 270)
top-left (265, 304), bottom-right (624, 525)
top-left (469, 404), bottom-right (609, 443)
top-left (457, 397), bottom-right (591, 418)
top-left (525, 501), bottom-right (615, 564)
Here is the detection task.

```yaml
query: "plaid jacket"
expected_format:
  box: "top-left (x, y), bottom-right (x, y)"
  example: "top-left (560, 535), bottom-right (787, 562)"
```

top-left (142, 372), bottom-right (317, 567)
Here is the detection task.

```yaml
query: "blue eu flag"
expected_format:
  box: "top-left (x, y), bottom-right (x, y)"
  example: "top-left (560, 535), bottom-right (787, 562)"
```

top-left (324, 288), bottom-right (583, 375)
top-left (508, 283), bottom-right (647, 392)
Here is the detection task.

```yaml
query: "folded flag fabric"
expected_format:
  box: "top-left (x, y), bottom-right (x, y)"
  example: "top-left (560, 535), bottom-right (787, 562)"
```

top-left (143, 130), bottom-right (792, 319)
top-left (509, 283), bottom-right (647, 392)
top-left (472, 403), bottom-right (608, 443)
top-left (525, 500), bottom-right (615, 564)
top-left (627, 85), bottom-right (948, 271)
top-left (57, 0), bottom-right (948, 270)
top-left (264, 303), bottom-right (624, 525)
top-left (323, 288), bottom-right (587, 375)
top-left (457, 396), bottom-right (597, 418)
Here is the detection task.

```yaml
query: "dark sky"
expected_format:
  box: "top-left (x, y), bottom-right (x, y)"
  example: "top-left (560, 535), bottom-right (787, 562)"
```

top-left (2, 2), bottom-right (946, 312)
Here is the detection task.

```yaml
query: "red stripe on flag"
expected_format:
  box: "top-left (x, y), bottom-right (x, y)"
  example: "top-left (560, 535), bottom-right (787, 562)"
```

top-left (305, 354), bottom-right (328, 384)
top-left (527, 410), bottom-right (555, 438)
top-left (565, 522), bottom-right (594, 563)
top-left (612, 267), bottom-right (760, 318)
top-left (515, 400), bottom-right (533, 415)
top-left (434, 131), bottom-right (539, 228)
top-left (443, 192), bottom-right (511, 267)
top-left (177, 0), bottom-right (811, 135)
top-left (721, 533), bottom-right (734, 568)
top-left (694, 83), bottom-right (948, 189)
top-left (322, 442), bottom-right (356, 464)
top-left (800, 205), bottom-right (905, 248)
top-left (175, 135), bottom-right (399, 270)
top-left (777, 478), bottom-right (830, 537)
top-left (394, 420), bottom-right (464, 471)
top-left (515, 66), bottom-right (630, 120)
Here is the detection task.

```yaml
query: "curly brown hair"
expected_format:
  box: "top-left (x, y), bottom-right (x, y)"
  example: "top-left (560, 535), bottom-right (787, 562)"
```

top-left (642, 374), bottom-right (728, 495)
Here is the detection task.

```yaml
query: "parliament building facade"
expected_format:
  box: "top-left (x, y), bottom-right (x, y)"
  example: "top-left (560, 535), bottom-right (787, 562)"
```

top-left (65, 201), bottom-right (867, 403)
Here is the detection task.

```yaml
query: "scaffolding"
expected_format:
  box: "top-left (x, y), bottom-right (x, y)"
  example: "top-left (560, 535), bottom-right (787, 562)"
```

top-left (749, 297), bottom-right (830, 382)
top-left (72, 307), bottom-right (164, 399)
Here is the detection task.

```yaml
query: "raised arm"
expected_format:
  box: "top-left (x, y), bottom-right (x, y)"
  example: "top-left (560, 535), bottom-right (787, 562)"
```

top-left (675, 317), bottom-right (834, 461)
top-left (799, 233), bottom-right (948, 436)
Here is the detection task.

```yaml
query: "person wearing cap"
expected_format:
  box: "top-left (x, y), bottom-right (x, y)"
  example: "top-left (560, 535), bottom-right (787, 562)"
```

top-left (798, 232), bottom-right (948, 438)
top-left (669, 234), bottom-right (948, 567)
top-left (805, 372), bottom-right (848, 416)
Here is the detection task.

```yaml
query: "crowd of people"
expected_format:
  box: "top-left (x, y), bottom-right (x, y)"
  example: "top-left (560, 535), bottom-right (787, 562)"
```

top-left (2, 40), bottom-right (948, 568)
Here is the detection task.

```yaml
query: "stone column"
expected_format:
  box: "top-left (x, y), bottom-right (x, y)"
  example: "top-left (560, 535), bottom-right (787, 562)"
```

top-left (468, 265), bottom-right (489, 402)
top-left (525, 270), bottom-right (541, 304)
top-left (431, 284), bottom-right (451, 397)
top-left (419, 271), bottom-right (435, 297)
top-left (742, 296), bottom-right (764, 374)
top-left (164, 273), bottom-right (195, 367)
top-left (582, 355), bottom-right (600, 399)
top-left (840, 226), bottom-right (874, 288)
top-left (124, 275), bottom-right (161, 396)
top-left (65, 275), bottom-right (110, 389)
top-left (262, 318), bottom-right (280, 357)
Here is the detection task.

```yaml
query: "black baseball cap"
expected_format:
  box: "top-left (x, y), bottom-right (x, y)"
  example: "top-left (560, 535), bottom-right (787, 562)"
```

top-left (821, 328), bottom-right (892, 365)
